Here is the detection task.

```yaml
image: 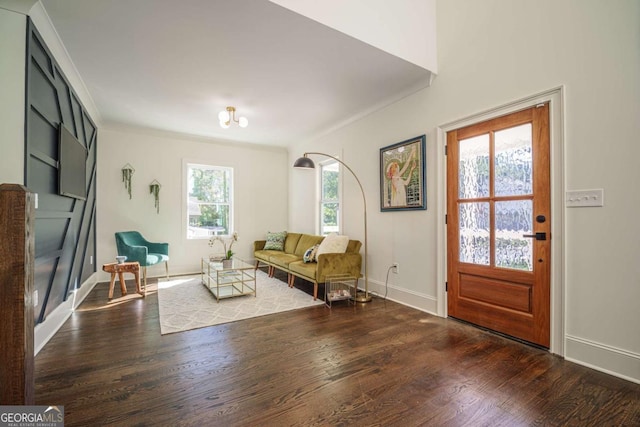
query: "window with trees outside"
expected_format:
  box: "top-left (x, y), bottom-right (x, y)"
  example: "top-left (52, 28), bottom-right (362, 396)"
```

top-left (320, 161), bottom-right (340, 235)
top-left (187, 163), bottom-right (233, 239)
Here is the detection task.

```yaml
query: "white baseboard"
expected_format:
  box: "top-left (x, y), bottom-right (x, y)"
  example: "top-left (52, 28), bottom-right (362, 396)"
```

top-left (34, 273), bottom-right (98, 355)
top-left (565, 335), bottom-right (640, 384)
top-left (363, 278), bottom-right (438, 315)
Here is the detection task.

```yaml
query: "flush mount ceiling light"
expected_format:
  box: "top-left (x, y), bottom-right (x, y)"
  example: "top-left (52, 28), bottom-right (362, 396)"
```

top-left (218, 106), bottom-right (248, 129)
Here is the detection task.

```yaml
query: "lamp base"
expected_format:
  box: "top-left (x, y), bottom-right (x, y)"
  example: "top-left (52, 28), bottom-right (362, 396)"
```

top-left (351, 291), bottom-right (372, 303)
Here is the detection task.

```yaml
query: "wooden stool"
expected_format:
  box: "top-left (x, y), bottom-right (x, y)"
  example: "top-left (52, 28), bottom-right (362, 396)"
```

top-left (102, 261), bottom-right (143, 300)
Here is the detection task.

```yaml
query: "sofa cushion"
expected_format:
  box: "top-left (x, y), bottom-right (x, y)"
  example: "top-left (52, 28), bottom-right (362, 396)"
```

top-left (283, 233), bottom-right (302, 254)
top-left (264, 231), bottom-right (287, 251)
top-left (294, 234), bottom-right (324, 256)
top-left (303, 244), bottom-right (320, 263)
top-left (269, 253), bottom-right (302, 269)
top-left (316, 233), bottom-right (349, 256)
top-left (289, 260), bottom-right (317, 281)
top-left (255, 249), bottom-right (283, 262)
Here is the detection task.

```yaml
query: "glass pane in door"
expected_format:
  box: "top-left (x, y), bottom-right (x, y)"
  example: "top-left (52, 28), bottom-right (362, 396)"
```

top-left (495, 124), bottom-right (533, 196)
top-left (459, 134), bottom-right (490, 199)
top-left (459, 202), bottom-right (490, 265)
top-left (495, 200), bottom-right (533, 271)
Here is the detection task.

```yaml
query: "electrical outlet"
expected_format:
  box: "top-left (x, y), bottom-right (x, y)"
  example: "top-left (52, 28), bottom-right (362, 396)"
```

top-left (392, 262), bottom-right (399, 274)
top-left (33, 290), bottom-right (38, 307)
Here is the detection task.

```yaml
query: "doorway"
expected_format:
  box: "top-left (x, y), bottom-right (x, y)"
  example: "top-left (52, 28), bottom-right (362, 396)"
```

top-left (446, 104), bottom-right (551, 347)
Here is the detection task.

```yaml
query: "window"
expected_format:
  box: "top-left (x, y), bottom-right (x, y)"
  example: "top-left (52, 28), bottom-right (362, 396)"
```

top-left (319, 160), bottom-right (340, 235)
top-left (186, 163), bottom-right (233, 239)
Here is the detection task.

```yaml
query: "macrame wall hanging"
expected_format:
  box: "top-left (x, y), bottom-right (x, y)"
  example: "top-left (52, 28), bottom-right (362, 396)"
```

top-left (149, 180), bottom-right (161, 213)
top-left (121, 163), bottom-right (135, 199)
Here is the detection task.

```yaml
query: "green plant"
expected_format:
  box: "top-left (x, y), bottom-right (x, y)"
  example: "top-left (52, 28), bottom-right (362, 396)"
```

top-left (121, 164), bottom-right (135, 199)
top-left (209, 231), bottom-right (238, 259)
top-left (149, 180), bottom-right (161, 213)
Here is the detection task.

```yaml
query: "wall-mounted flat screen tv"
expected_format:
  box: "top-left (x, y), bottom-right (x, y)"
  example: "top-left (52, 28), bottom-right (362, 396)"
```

top-left (58, 124), bottom-right (87, 200)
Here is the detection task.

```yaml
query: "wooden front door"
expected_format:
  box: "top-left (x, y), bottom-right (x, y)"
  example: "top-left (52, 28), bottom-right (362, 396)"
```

top-left (446, 104), bottom-right (551, 347)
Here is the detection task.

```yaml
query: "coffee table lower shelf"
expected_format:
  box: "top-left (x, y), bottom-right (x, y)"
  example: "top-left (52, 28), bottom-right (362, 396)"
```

top-left (201, 258), bottom-right (257, 302)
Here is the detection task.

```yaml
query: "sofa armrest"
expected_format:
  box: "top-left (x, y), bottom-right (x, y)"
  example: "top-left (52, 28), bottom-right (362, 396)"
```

top-left (254, 240), bottom-right (266, 251)
top-left (316, 253), bottom-right (362, 283)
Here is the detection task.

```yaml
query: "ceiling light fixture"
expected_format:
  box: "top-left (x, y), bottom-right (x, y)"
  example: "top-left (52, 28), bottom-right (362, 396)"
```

top-left (218, 106), bottom-right (248, 129)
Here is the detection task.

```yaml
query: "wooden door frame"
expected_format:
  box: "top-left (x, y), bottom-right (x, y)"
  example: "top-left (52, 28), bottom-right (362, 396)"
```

top-left (435, 87), bottom-right (565, 355)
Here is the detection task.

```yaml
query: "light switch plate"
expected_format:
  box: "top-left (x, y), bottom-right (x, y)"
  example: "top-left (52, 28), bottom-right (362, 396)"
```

top-left (566, 189), bottom-right (604, 207)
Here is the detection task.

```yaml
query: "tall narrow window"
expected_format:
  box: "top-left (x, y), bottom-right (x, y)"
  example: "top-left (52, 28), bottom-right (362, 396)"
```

top-left (319, 160), bottom-right (340, 235)
top-left (186, 163), bottom-right (233, 239)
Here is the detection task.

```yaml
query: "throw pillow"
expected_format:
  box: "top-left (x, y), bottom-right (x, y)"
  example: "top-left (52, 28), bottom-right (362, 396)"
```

top-left (316, 233), bottom-right (349, 256)
top-left (303, 244), bottom-right (320, 263)
top-left (264, 231), bottom-right (287, 251)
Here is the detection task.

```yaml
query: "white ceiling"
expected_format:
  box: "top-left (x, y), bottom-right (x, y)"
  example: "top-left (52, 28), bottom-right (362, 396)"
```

top-left (40, 0), bottom-right (433, 147)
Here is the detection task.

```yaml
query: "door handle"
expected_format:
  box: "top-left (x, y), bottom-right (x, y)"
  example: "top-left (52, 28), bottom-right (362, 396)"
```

top-left (523, 232), bottom-right (546, 241)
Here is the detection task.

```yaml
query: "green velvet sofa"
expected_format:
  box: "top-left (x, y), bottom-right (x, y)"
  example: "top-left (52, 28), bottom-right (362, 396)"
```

top-left (254, 233), bottom-right (362, 300)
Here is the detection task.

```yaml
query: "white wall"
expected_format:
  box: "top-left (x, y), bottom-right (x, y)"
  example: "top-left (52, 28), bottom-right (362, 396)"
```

top-left (270, 0), bottom-right (438, 73)
top-left (290, 0), bottom-right (640, 382)
top-left (97, 128), bottom-right (289, 280)
top-left (0, 7), bottom-right (26, 184)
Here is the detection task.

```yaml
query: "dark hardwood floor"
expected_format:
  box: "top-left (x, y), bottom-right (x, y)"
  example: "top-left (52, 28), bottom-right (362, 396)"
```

top-left (35, 271), bottom-right (639, 426)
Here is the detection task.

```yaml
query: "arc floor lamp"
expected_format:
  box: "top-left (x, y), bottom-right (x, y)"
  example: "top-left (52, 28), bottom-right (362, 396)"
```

top-left (293, 152), bottom-right (371, 303)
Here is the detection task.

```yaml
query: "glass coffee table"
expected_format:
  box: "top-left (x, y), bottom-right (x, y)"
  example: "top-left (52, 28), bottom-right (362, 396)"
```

top-left (201, 258), bottom-right (256, 302)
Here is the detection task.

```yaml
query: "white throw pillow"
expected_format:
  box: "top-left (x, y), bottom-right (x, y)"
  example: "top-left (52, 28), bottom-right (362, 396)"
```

top-left (316, 233), bottom-right (349, 256)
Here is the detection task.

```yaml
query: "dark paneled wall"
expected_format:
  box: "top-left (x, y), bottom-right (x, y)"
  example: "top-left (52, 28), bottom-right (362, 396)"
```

top-left (25, 19), bottom-right (97, 324)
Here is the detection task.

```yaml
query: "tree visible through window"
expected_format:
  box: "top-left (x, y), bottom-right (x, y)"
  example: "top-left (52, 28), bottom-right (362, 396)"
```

top-left (187, 163), bottom-right (233, 239)
top-left (320, 161), bottom-right (339, 235)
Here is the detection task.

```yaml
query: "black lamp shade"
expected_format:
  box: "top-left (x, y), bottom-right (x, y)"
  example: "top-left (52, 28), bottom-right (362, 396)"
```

top-left (293, 156), bottom-right (315, 169)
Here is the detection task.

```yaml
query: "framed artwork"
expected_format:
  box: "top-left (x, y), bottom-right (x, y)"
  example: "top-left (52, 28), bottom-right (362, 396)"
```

top-left (380, 135), bottom-right (426, 211)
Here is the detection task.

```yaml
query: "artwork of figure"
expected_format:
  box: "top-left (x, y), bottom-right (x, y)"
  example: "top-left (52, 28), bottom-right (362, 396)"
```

top-left (380, 135), bottom-right (426, 211)
top-left (385, 145), bottom-right (417, 206)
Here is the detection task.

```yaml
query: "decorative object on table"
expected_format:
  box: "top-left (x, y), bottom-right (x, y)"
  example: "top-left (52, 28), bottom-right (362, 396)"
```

top-left (218, 106), bottom-right (248, 128)
top-left (115, 231), bottom-right (169, 287)
top-left (121, 163), bottom-right (135, 199)
top-left (380, 135), bottom-right (426, 211)
top-left (293, 152), bottom-right (371, 303)
top-left (149, 180), bottom-right (161, 213)
top-left (209, 231), bottom-right (238, 261)
top-left (116, 255), bottom-right (127, 264)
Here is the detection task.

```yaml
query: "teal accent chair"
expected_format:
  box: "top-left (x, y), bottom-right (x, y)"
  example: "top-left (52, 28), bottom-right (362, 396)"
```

top-left (115, 231), bottom-right (169, 286)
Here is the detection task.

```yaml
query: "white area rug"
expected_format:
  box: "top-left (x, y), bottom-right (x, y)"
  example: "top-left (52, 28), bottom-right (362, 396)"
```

top-left (157, 270), bottom-right (324, 334)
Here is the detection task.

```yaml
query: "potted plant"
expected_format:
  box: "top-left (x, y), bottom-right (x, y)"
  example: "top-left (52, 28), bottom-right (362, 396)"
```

top-left (209, 232), bottom-right (238, 267)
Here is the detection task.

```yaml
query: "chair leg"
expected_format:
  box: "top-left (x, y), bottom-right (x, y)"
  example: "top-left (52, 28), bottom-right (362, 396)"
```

top-left (143, 266), bottom-right (147, 289)
top-left (165, 261), bottom-right (169, 279)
